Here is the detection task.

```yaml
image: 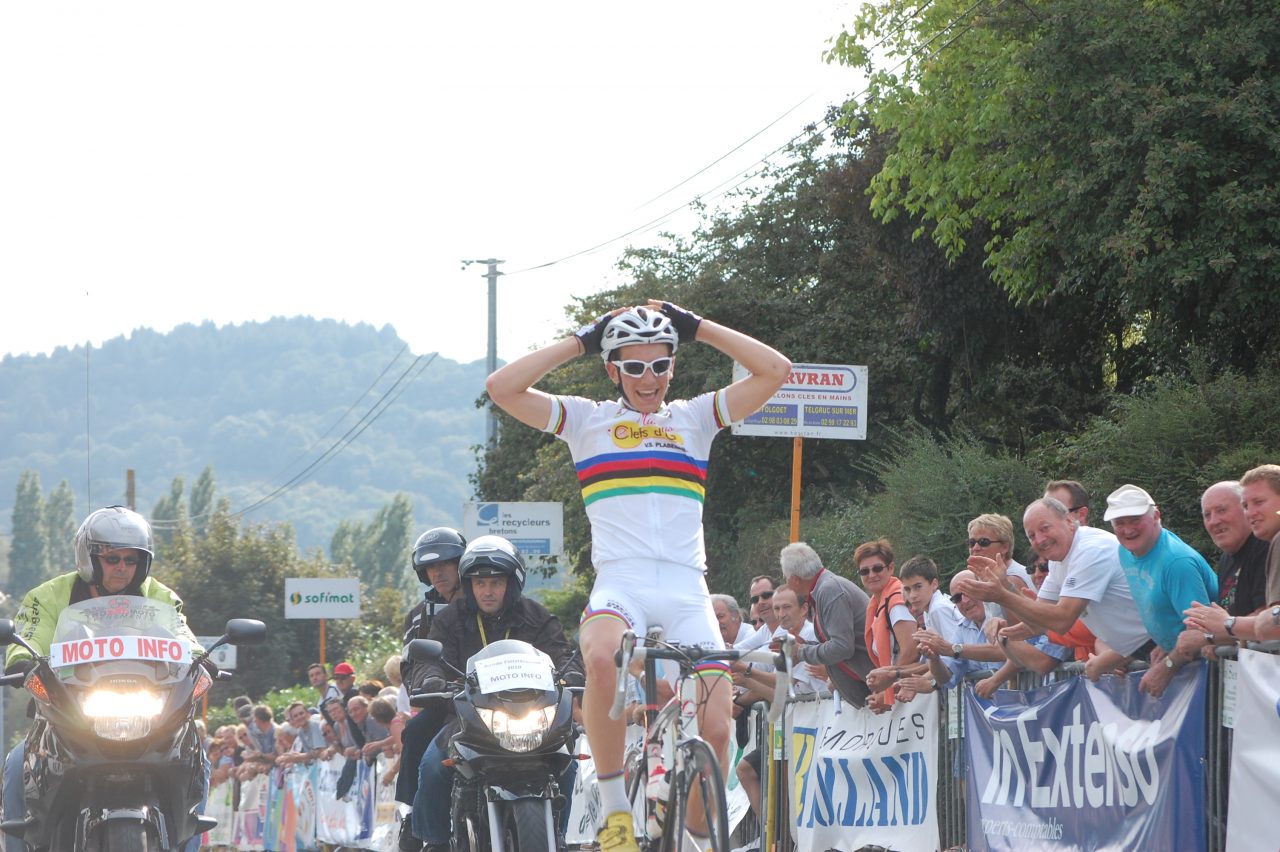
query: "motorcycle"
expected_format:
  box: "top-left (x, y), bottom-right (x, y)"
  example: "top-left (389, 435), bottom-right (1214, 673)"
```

top-left (406, 637), bottom-right (579, 852)
top-left (0, 596), bottom-right (266, 851)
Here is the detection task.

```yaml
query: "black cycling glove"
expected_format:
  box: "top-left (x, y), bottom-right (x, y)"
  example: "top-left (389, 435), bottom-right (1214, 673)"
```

top-left (572, 312), bottom-right (614, 356)
top-left (659, 302), bottom-right (702, 344)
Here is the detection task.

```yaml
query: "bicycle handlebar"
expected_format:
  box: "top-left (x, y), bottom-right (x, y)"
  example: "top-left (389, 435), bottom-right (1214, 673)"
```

top-left (608, 630), bottom-right (797, 723)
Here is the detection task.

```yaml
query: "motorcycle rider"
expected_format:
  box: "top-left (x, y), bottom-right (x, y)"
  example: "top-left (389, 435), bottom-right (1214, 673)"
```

top-left (395, 527), bottom-right (467, 852)
top-left (409, 535), bottom-right (583, 852)
top-left (2, 506), bottom-right (205, 852)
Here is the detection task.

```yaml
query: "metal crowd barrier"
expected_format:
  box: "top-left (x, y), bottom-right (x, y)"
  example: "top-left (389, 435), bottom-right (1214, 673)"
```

top-left (738, 641), bottom-right (1280, 852)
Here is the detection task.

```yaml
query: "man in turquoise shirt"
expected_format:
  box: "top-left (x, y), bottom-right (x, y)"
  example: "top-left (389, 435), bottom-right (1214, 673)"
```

top-left (1106, 484), bottom-right (1217, 698)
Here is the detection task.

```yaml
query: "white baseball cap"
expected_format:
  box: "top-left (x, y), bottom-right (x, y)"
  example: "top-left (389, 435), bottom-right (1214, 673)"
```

top-left (1103, 484), bottom-right (1157, 521)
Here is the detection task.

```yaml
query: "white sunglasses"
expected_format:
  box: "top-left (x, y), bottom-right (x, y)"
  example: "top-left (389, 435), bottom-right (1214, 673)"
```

top-left (615, 357), bottom-right (674, 377)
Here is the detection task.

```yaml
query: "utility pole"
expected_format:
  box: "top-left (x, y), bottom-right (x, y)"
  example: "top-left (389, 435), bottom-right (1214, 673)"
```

top-left (462, 258), bottom-right (505, 445)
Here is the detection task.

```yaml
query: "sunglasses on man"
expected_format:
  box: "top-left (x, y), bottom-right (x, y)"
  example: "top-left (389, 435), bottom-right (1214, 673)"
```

top-left (749, 590), bottom-right (775, 605)
top-left (99, 555), bottom-right (140, 566)
top-left (615, 357), bottom-right (674, 377)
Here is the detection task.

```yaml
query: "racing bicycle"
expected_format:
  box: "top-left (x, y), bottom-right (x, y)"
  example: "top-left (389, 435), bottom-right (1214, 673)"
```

top-left (608, 628), bottom-right (795, 852)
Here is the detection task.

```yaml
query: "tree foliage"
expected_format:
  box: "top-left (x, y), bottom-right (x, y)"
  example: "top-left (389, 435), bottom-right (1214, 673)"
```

top-left (832, 0), bottom-right (1280, 381)
top-left (43, 481), bottom-right (76, 575)
top-left (161, 504), bottom-right (337, 704)
top-left (9, 472), bottom-right (47, 592)
top-left (330, 491), bottom-right (416, 600)
top-left (1044, 357), bottom-right (1280, 555)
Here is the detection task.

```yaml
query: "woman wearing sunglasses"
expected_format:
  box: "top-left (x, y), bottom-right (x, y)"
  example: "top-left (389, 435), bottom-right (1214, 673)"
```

top-left (855, 538), bottom-right (920, 713)
top-left (966, 513), bottom-right (1034, 595)
top-left (486, 299), bottom-right (789, 852)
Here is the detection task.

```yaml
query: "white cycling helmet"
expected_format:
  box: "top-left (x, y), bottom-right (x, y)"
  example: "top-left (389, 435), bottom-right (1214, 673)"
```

top-left (599, 307), bottom-right (679, 361)
top-left (74, 506), bottom-right (155, 588)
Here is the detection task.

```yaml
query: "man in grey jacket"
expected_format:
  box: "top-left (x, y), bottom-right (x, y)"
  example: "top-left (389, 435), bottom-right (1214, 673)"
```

top-left (780, 541), bottom-right (874, 707)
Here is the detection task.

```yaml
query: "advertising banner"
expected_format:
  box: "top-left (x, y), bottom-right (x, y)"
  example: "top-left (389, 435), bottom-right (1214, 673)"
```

top-left (463, 501), bottom-right (563, 560)
top-left (731, 362), bottom-right (868, 440)
top-left (787, 694), bottom-right (940, 851)
top-left (1225, 649), bottom-right (1280, 850)
top-left (463, 501), bottom-right (566, 591)
top-left (284, 577), bottom-right (361, 619)
top-left (964, 663), bottom-right (1207, 851)
top-left (203, 778), bottom-right (236, 846)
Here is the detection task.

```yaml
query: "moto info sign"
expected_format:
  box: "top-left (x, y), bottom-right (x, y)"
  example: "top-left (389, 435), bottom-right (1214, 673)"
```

top-left (284, 578), bottom-right (361, 619)
top-left (731, 362), bottom-right (868, 440)
top-left (50, 636), bottom-right (193, 667)
top-left (463, 502), bottom-right (564, 567)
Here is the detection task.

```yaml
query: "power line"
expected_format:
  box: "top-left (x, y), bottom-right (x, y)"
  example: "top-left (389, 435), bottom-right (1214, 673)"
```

top-left (504, 0), bottom-right (985, 279)
top-left (631, 91), bottom-right (820, 213)
top-left (225, 352), bottom-right (438, 520)
top-left (260, 343), bottom-right (410, 489)
top-left (149, 349), bottom-right (439, 529)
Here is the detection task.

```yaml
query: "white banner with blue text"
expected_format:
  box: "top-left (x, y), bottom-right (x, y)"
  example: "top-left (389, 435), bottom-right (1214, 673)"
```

top-left (787, 694), bottom-right (940, 851)
top-left (964, 664), bottom-right (1207, 851)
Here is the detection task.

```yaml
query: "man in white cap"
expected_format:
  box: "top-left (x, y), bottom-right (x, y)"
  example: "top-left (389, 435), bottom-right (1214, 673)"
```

top-left (956, 496), bottom-right (1152, 681)
top-left (1105, 484), bottom-right (1217, 697)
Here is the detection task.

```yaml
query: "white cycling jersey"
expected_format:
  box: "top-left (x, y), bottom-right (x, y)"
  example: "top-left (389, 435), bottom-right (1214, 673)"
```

top-left (545, 391), bottom-right (729, 573)
top-left (548, 391), bottom-right (730, 651)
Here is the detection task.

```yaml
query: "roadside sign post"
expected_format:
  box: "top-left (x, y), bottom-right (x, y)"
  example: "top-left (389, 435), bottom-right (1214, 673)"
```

top-left (463, 502), bottom-right (566, 593)
top-left (284, 577), bottom-right (361, 668)
top-left (732, 362), bottom-right (868, 541)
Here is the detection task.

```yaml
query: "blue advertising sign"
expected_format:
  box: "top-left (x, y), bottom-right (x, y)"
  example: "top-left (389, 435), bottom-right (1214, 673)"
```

top-left (964, 664), bottom-right (1207, 851)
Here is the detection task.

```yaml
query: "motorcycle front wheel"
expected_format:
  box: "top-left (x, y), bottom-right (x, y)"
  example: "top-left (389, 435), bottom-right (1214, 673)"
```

top-left (86, 819), bottom-right (160, 852)
top-left (501, 798), bottom-right (550, 852)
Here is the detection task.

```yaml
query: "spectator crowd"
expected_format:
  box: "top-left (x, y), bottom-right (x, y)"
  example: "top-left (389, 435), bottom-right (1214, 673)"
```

top-left (192, 464), bottom-right (1280, 848)
top-left (703, 465), bottom-right (1280, 826)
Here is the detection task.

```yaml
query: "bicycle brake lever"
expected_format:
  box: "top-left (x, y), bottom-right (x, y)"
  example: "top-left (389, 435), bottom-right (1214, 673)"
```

top-left (608, 630), bottom-right (637, 721)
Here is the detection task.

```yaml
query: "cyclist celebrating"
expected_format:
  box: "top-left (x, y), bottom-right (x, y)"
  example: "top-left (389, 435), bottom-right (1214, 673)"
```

top-left (486, 300), bottom-right (789, 851)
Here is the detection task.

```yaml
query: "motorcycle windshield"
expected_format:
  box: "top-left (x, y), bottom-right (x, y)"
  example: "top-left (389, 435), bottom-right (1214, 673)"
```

top-left (467, 639), bottom-right (556, 694)
top-left (48, 596), bottom-right (194, 685)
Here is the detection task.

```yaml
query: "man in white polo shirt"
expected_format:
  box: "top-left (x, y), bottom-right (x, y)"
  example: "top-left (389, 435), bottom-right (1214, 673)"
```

top-left (957, 496), bottom-right (1153, 679)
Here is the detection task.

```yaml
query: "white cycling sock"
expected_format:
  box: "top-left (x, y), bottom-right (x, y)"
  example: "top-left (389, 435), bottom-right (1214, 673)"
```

top-left (598, 772), bottom-right (629, 818)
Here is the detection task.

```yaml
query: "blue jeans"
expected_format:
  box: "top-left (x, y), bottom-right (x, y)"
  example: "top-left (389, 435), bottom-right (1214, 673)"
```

top-left (3, 743), bottom-right (28, 852)
top-left (410, 727), bottom-right (578, 845)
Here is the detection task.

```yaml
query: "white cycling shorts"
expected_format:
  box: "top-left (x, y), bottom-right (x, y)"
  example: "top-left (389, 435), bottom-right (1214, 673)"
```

top-left (581, 559), bottom-right (723, 651)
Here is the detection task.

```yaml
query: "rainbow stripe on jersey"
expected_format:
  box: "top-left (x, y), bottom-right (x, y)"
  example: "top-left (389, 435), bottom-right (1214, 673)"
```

top-left (575, 450), bottom-right (709, 506)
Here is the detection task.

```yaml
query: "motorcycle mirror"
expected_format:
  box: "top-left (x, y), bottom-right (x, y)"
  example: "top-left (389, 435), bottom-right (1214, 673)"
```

top-left (405, 639), bottom-right (444, 663)
top-left (224, 618), bottom-right (268, 645)
top-left (0, 619), bottom-right (13, 645)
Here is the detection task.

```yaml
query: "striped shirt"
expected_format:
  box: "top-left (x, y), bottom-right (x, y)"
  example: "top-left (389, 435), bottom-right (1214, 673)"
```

top-left (546, 392), bottom-right (729, 572)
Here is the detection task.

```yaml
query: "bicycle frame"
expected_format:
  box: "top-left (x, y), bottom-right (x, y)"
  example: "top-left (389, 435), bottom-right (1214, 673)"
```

top-left (608, 629), bottom-right (795, 852)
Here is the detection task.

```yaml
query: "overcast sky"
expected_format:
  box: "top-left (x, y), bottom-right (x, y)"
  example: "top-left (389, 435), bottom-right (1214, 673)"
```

top-left (1, 1), bottom-right (860, 366)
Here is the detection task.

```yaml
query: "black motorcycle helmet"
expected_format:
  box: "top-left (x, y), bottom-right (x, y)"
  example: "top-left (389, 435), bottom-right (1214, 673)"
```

top-left (458, 535), bottom-right (527, 617)
top-left (411, 527), bottom-right (466, 585)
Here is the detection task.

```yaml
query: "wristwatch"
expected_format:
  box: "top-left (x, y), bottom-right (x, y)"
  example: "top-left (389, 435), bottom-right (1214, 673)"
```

top-left (1164, 655), bottom-right (1178, 670)
top-left (1224, 616), bottom-right (1238, 637)
top-left (952, 643), bottom-right (964, 658)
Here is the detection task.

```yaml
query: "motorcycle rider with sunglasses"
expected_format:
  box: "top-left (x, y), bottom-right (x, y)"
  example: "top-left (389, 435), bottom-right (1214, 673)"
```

top-left (3, 506), bottom-right (205, 852)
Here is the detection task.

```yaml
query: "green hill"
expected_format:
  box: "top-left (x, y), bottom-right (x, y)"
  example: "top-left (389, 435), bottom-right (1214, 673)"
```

top-left (0, 316), bottom-right (488, 554)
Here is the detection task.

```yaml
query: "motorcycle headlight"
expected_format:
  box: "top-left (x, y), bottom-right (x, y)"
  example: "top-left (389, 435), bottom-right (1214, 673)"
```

top-left (476, 705), bottom-right (556, 752)
top-left (81, 688), bottom-right (165, 741)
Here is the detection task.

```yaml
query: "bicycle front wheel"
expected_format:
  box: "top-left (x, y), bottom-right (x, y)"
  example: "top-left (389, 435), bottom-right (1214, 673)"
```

top-left (668, 738), bottom-right (731, 852)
